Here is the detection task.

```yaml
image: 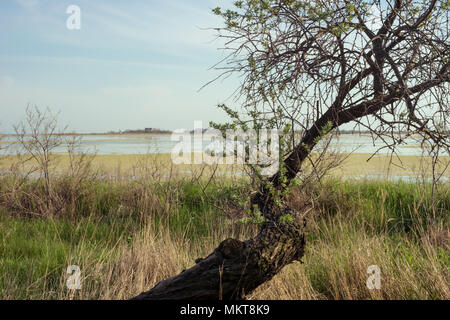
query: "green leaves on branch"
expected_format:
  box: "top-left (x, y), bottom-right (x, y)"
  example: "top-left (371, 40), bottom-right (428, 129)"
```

top-left (237, 203), bottom-right (295, 225)
top-left (442, 0), bottom-right (450, 10)
top-left (238, 204), bottom-right (267, 225)
top-left (278, 213), bottom-right (294, 224)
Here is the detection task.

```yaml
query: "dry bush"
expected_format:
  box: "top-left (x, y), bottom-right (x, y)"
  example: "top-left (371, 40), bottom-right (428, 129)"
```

top-left (0, 106), bottom-right (96, 217)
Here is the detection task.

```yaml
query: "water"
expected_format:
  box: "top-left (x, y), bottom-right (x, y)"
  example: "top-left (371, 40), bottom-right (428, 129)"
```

top-left (0, 133), bottom-right (441, 156)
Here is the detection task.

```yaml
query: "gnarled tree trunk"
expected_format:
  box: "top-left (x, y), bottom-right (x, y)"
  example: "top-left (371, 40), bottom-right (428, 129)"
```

top-left (130, 92), bottom-right (332, 301)
top-left (131, 216), bottom-right (305, 300)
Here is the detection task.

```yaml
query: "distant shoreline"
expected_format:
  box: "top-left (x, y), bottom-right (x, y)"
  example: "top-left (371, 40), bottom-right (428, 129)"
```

top-left (0, 132), bottom-right (174, 137)
top-left (0, 130), bottom-right (426, 137)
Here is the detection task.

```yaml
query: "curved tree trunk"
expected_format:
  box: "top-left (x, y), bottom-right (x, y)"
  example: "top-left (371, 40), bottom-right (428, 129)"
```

top-left (130, 111), bottom-right (325, 301)
top-left (130, 98), bottom-right (343, 300)
top-left (131, 218), bottom-right (305, 300)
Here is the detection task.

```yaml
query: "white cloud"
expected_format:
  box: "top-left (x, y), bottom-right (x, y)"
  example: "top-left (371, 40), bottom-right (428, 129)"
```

top-left (16, 0), bottom-right (38, 10)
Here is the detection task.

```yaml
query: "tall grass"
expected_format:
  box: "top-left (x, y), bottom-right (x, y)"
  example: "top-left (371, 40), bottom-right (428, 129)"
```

top-left (1, 106), bottom-right (447, 299)
top-left (0, 171), bottom-right (448, 299)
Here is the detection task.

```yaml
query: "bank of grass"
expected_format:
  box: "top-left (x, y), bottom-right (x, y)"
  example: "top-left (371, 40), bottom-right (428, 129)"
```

top-left (1, 153), bottom-right (448, 180)
top-left (0, 176), bottom-right (448, 299)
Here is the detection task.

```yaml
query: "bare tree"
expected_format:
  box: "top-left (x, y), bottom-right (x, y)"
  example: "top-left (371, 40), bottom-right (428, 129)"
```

top-left (7, 105), bottom-right (96, 216)
top-left (13, 105), bottom-right (65, 213)
top-left (132, 0), bottom-right (449, 300)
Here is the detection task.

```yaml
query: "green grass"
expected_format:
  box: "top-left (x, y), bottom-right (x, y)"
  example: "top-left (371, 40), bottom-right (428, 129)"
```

top-left (0, 177), bottom-right (448, 299)
top-left (0, 210), bottom-right (135, 299)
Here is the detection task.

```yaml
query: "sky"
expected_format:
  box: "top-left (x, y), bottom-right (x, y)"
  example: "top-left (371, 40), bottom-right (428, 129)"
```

top-left (0, 0), bottom-right (237, 133)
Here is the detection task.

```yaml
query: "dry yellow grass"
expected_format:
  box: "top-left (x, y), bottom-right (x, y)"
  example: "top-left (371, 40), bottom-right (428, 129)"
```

top-left (1, 153), bottom-right (448, 180)
top-left (48, 220), bottom-right (449, 300)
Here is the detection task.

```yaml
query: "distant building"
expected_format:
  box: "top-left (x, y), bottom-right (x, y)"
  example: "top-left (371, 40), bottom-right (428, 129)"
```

top-left (144, 128), bottom-right (153, 133)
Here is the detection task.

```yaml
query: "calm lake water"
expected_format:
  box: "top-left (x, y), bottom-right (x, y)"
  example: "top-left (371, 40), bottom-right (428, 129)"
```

top-left (0, 133), bottom-right (438, 156)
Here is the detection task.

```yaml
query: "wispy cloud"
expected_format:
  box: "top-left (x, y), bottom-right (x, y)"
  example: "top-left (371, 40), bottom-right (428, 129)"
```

top-left (0, 54), bottom-right (202, 73)
top-left (80, 1), bottom-right (219, 47)
top-left (0, 0), bottom-right (235, 132)
top-left (16, 0), bottom-right (38, 10)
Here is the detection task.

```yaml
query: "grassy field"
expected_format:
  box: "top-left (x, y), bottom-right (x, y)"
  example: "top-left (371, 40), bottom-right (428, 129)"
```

top-left (0, 167), bottom-right (448, 299)
top-left (1, 152), bottom-right (448, 180)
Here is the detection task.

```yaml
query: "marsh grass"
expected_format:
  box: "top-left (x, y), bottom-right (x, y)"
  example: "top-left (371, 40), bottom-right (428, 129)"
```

top-left (0, 173), bottom-right (448, 300)
top-left (1, 106), bottom-right (448, 299)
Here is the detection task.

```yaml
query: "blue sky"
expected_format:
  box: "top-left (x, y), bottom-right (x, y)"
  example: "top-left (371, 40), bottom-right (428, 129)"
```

top-left (0, 0), bottom-right (236, 133)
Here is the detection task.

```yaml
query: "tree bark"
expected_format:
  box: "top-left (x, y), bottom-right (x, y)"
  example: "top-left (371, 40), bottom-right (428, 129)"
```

top-left (131, 216), bottom-right (305, 300)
